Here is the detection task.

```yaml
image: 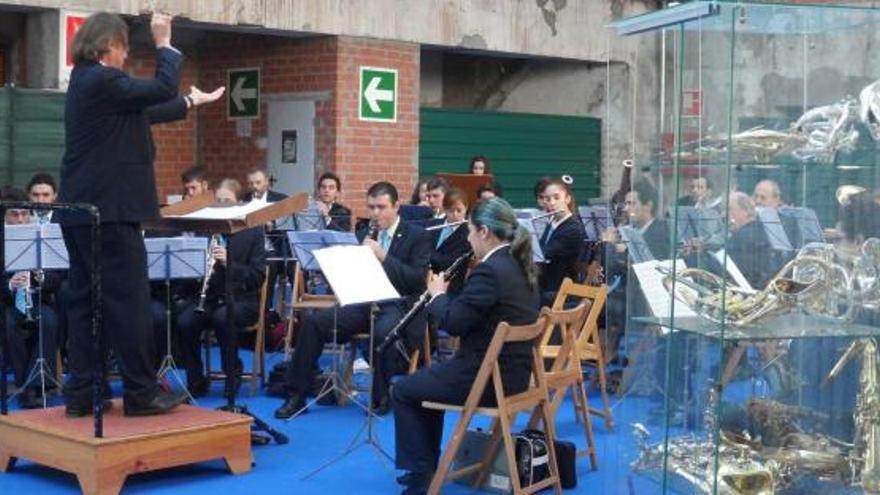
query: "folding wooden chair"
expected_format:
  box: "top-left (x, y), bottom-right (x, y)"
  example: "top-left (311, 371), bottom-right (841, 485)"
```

top-left (529, 302), bottom-right (597, 469)
top-left (205, 266), bottom-right (270, 395)
top-left (542, 277), bottom-right (613, 431)
top-left (422, 309), bottom-right (562, 495)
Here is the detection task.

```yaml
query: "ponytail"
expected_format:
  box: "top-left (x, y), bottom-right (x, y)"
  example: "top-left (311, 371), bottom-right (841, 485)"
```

top-left (470, 197), bottom-right (538, 290)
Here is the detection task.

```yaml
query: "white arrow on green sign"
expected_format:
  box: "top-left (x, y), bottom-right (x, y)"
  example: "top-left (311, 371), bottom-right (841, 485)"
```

top-left (227, 67), bottom-right (260, 120)
top-left (359, 66), bottom-right (397, 122)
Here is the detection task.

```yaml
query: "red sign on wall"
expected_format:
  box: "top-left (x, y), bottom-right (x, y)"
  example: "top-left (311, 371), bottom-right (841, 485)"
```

top-left (682, 90), bottom-right (702, 117)
top-left (65, 14), bottom-right (87, 67)
top-left (59, 10), bottom-right (89, 89)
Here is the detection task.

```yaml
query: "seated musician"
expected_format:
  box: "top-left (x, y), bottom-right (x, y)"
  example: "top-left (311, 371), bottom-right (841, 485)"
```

top-left (753, 179), bottom-right (784, 209)
top-left (275, 181), bottom-right (431, 419)
top-left (1, 187), bottom-right (60, 408)
top-left (537, 177), bottom-right (585, 307)
top-left (27, 173), bottom-right (59, 224)
top-left (728, 192), bottom-right (774, 289)
top-left (391, 197), bottom-right (540, 494)
top-left (176, 179), bottom-right (266, 397)
top-left (181, 166), bottom-right (211, 199)
top-left (316, 171), bottom-right (352, 232)
top-left (468, 155), bottom-right (491, 175)
top-left (476, 181), bottom-right (502, 200)
top-left (429, 188), bottom-right (471, 297)
top-left (425, 177), bottom-right (449, 220)
top-left (602, 179), bottom-right (670, 361)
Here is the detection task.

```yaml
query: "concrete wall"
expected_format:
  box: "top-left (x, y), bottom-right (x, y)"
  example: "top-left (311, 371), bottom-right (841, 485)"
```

top-left (1, 0), bottom-right (626, 62)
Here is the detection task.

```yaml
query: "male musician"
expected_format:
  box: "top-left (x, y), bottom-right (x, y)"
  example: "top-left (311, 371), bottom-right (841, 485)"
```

top-left (316, 171), bottom-right (352, 232)
top-left (181, 166), bottom-right (211, 199)
top-left (58, 12), bottom-right (224, 417)
top-left (244, 167), bottom-right (287, 204)
top-left (176, 179), bottom-right (266, 397)
top-left (2, 188), bottom-right (59, 408)
top-left (728, 192), bottom-right (774, 288)
top-left (275, 181), bottom-right (431, 419)
top-left (753, 179), bottom-right (784, 209)
top-left (27, 173), bottom-right (58, 224)
top-left (425, 177), bottom-right (449, 220)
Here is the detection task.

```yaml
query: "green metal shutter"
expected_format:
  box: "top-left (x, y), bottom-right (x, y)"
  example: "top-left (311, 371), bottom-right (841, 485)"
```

top-left (419, 108), bottom-right (601, 208)
top-left (10, 88), bottom-right (66, 187)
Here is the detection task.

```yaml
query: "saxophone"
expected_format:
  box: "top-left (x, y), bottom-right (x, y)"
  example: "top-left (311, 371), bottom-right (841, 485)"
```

top-left (194, 234), bottom-right (223, 314)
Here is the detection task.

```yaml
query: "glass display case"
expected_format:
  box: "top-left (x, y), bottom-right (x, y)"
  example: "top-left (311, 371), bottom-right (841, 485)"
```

top-left (599, 2), bottom-right (880, 493)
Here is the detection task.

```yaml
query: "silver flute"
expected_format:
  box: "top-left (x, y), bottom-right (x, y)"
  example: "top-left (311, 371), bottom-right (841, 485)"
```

top-left (424, 220), bottom-right (467, 231)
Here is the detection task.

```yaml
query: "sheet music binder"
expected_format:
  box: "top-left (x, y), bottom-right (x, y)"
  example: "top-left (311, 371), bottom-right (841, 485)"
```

top-left (4, 223), bottom-right (69, 272)
top-left (144, 237), bottom-right (209, 280)
top-left (288, 230), bottom-right (359, 272)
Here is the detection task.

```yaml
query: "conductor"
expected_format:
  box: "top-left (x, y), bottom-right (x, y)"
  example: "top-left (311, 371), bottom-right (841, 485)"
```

top-left (59, 12), bottom-right (224, 417)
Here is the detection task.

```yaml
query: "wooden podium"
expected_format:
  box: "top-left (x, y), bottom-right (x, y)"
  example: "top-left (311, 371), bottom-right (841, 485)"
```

top-left (0, 194), bottom-right (307, 494)
top-left (436, 173), bottom-right (493, 206)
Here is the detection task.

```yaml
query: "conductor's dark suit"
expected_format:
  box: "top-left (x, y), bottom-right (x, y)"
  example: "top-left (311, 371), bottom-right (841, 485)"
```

top-left (538, 214), bottom-right (585, 306)
top-left (177, 227), bottom-right (266, 385)
top-left (429, 224), bottom-right (471, 297)
top-left (59, 47), bottom-right (189, 406)
top-left (392, 246), bottom-right (540, 474)
top-left (283, 217), bottom-right (431, 406)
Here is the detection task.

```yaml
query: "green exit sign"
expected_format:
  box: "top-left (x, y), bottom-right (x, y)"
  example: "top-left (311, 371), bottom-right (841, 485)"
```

top-left (359, 66), bottom-right (397, 122)
top-left (227, 67), bottom-right (260, 120)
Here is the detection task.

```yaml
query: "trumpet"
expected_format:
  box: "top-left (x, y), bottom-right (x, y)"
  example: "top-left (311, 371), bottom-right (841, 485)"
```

top-left (424, 219), bottom-right (467, 231)
top-left (194, 234), bottom-right (223, 314)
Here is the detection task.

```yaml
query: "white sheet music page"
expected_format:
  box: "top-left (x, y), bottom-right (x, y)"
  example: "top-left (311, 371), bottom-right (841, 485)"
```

top-left (173, 201), bottom-right (267, 220)
top-left (712, 249), bottom-right (756, 293)
top-left (313, 245), bottom-right (400, 306)
top-left (632, 259), bottom-right (697, 330)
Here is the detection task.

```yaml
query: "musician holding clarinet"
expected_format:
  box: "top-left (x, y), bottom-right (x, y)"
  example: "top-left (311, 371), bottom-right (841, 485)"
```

top-left (58, 11), bottom-right (224, 416)
top-left (275, 182), bottom-right (431, 419)
top-left (391, 197), bottom-right (540, 495)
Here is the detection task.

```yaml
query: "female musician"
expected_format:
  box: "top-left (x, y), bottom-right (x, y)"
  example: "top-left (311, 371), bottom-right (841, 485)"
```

top-left (429, 188), bottom-right (471, 296)
top-left (538, 177), bottom-right (586, 306)
top-left (409, 178), bottom-right (430, 206)
top-left (391, 197), bottom-right (540, 494)
top-left (468, 155), bottom-right (491, 175)
top-left (176, 179), bottom-right (266, 397)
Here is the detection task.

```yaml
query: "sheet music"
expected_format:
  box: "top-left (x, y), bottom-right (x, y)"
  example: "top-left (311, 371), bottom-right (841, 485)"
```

top-left (144, 236), bottom-right (208, 280)
top-left (712, 249), bottom-right (755, 293)
top-left (313, 245), bottom-right (400, 306)
top-left (756, 207), bottom-right (794, 252)
top-left (173, 201), bottom-right (267, 220)
top-left (288, 231), bottom-right (359, 271)
top-left (5, 223), bottom-right (69, 271)
top-left (516, 218), bottom-right (545, 263)
top-left (632, 259), bottom-right (697, 329)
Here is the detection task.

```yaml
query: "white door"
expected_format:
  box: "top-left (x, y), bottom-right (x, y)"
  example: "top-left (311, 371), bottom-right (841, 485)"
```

top-left (266, 99), bottom-right (315, 197)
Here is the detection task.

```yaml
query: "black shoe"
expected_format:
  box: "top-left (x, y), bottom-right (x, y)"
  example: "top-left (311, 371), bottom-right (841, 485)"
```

top-left (123, 389), bottom-right (187, 417)
top-left (274, 393), bottom-right (306, 419)
top-left (224, 374), bottom-right (242, 399)
top-left (371, 395), bottom-right (391, 416)
top-left (19, 388), bottom-right (42, 409)
top-left (398, 471), bottom-right (430, 494)
top-left (188, 378), bottom-right (210, 399)
top-left (65, 399), bottom-right (113, 418)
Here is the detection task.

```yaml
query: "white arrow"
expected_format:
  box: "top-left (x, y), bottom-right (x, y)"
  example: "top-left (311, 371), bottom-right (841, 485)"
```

top-left (364, 76), bottom-right (393, 113)
top-left (231, 76), bottom-right (257, 112)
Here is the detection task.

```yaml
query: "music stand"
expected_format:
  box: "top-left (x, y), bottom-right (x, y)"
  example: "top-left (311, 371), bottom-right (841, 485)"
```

top-left (777, 206), bottom-right (824, 248)
top-left (4, 223), bottom-right (69, 407)
top-left (618, 225), bottom-right (656, 263)
top-left (756, 207), bottom-right (794, 252)
top-left (145, 236), bottom-right (208, 402)
top-left (284, 230), bottom-right (359, 418)
top-left (302, 244), bottom-right (401, 479)
top-left (579, 205), bottom-right (612, 242)
top-left (675, 206), bottom-right (725, 249)
top-left (516, 218), bottom-right (545, 263)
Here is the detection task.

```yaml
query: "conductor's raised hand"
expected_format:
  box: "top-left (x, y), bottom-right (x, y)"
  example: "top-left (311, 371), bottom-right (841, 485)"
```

top-left (150, 12), bottom-right (173, 48)
top-left (189, 85), bottom-right (225, 107)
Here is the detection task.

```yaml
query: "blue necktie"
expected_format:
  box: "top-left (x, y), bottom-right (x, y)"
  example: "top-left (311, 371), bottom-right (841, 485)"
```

top-left (436, 226), bottom-right (452, 248)
top-left (539, 223), bottom-right (553, 249)
top-left (14, 287), bottom-right (27, 315)
top-left (380, 231), bottom-right (391, 252)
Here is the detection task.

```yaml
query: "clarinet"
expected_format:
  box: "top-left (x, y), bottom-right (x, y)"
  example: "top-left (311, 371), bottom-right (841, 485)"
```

top-left (194, 234), bottom-right (222, 314)
top-left (378, 249), bottom-right (473, 355)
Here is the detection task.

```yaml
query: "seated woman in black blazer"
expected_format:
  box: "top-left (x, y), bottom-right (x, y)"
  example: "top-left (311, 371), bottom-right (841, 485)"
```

top-left (537, 177), bottom-right (585, 306)
top-left (176, 179), bottom-right (266, 398)
top-left (391, 197), bottom-right (540, 494)
top-left (429, 188), bottom-right (472, 296)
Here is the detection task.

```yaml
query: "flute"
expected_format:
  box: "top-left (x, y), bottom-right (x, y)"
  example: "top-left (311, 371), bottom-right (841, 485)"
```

top-left (424, 220), bottom-right (467, 231)
top-left (531, 209), bottom-right (565, 220)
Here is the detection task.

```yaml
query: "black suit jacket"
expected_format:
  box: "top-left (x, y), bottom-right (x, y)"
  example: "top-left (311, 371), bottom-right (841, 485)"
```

top-left (356, 219), bottom-right (431, 300)
top-left (539, 215), bottom-right (585, 296)
top-left (243, 190), bottom-right (287, 203)
top-left (429, 224), bottom-right (471, 296)
top-left (326, 202), bottom-right (352, 232)
top-left (643, 219), bottom-right (671, 260)
top-left (429, 246), bottom-right (540, 367)
top-left (206, 227), bottom-right (266, 300)
top-left (59, 47), bottom-right (187, 224)
top-left (728, 220), bottom-right (774, 289)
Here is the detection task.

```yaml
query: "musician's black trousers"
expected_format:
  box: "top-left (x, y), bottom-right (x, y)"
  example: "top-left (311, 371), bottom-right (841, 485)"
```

top-left (284, 302), bottom-right (405, 405)
top-left (62, 223), bottom-right (158, 405)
